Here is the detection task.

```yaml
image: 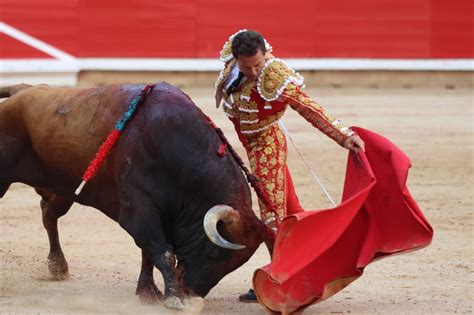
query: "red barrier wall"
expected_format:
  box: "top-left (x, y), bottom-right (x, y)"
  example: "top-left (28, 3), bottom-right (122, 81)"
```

top-left (1, 0), bottom-right (473, 59)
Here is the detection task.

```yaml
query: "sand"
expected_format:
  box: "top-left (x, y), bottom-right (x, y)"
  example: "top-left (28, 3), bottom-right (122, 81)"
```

top-left (1, 83), bottom-right (472, 314)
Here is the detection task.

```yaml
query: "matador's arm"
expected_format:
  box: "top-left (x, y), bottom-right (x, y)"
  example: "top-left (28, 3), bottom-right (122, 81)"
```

top-left (281, 83), bottom-right (354, 146)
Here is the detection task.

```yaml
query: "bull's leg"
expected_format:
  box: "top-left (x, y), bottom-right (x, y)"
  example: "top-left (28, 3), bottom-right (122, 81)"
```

top-left (119, 211), bottom-right (186, 309)
top-left (135, 250), bottom-right (163, 303)
top-left (36, 189), bottom-right (73, 280)
top-left (155, 248), bottom-right (186, 309)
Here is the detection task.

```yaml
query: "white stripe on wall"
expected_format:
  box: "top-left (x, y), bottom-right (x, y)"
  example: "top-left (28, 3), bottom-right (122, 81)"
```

top-left (1, 58), bottom-right (473, 72)
top-left (0, 22), bottom-right (76, 61)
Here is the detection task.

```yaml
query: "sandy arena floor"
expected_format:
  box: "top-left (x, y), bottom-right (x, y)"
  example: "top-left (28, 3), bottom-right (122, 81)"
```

top-left (1, 84), bottom-right (472, 314)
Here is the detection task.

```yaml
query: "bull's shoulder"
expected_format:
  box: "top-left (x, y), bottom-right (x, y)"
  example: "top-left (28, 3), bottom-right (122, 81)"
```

top-left (140, 83), bottom-right (208, 135)
top-left (149, 82), bottom-right (196, 111)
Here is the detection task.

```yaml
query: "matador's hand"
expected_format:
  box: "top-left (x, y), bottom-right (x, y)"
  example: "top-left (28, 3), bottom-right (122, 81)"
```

top-left (343, 135), bottom-right (365, 153)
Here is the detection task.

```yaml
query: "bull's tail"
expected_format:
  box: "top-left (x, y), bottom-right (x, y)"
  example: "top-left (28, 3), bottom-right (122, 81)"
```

top-left (0, 84), bottom-right (32, 98)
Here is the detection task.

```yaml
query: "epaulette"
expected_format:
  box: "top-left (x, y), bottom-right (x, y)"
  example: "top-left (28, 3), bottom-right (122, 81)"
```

top-left (257, 58), bottom-right (304, 101)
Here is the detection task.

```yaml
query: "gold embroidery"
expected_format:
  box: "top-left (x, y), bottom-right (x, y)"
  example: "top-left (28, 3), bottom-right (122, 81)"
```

top-left (223, 106), bottom-right (234, 117)
top-left (240, 81), bottom-right (256, 99)
top-left (258, 59), bottom-right (304, 101)
top-left (222, 95), bottom-right (238, 117)
top-left (238, 111), bottom-right (258, 122)
top-left (245, 124), bottom-right (287, 222)
top-left (269, 157), bottom-right (277, 166)
top-left (239, 109), bottom-right (286, 134)
top-left (238, 99), bottom-right (259, 112)
top-left (282, 83), bottom-right (351, 146)
top-left (220, 41), bottom-right (233, 62)
top-left (229, 82), bottom-right (288, 134)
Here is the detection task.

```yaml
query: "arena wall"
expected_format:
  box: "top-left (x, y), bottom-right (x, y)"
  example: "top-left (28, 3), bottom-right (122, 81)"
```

top-left (1, 1), bottom-right (472, 86)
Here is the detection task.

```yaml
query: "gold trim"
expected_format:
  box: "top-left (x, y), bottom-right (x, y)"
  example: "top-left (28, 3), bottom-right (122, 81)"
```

top-left (240, 108), bottom-right (287, 134)
top-left (282, 84), bottom-right (350, 145)
top-left (258, 59), bottom-right (304, 101)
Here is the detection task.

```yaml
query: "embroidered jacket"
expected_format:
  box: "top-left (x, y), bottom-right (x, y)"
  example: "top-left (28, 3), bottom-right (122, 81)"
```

top-left (215, 31), bottom-right (354, 146)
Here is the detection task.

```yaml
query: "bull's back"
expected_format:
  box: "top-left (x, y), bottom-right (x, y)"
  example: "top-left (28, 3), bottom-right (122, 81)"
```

top-left (1, 84), bottom-right (135, 179)
top-left (125, 83), bottom-right (250, 212)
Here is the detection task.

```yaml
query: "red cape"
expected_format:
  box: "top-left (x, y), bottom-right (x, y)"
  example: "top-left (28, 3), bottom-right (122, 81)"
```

top-left (253, 127), bottom-right (433, 314)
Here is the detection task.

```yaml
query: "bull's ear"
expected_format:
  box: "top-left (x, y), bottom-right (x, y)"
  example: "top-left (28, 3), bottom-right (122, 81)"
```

top-left (203, 205), bottom-right (246, 250)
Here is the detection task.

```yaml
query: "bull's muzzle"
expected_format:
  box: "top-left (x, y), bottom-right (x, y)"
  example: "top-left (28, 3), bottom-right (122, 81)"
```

top-left (203, 205), bottom-right (246, 250)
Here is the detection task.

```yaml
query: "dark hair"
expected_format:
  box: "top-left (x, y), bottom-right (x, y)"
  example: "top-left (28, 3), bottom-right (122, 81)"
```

top-left (231, 30), bottom-right (267, 58)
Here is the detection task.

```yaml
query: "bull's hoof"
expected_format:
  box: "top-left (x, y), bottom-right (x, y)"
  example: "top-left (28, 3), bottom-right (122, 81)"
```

top-left (47, 253), bottom-right (69, 280)
top-left (163, 296), bottom-right (185, 310)
top-left (136, 282), bottom-right (163, 304)
top-left (182, 296), bottom-right (205, 312)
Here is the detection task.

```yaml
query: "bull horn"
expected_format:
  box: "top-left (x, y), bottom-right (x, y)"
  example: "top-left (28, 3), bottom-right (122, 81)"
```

top-left (203, 205), bottom-right (246, 250)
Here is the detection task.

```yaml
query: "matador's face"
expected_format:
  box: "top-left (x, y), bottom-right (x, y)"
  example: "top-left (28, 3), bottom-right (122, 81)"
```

top-left (236, 49), bottom-right (266, 81)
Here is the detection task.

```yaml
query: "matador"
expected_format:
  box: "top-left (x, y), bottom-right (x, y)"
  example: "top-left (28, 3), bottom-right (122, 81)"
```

top-left (215, 30), bottom-right (364, 226)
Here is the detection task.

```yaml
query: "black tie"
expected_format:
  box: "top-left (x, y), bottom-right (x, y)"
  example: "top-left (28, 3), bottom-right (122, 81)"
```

top-left (226, 71), bottom-right (245, 96)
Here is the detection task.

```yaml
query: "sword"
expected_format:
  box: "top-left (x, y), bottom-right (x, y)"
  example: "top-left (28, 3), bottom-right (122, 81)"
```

top-left (278, 120), bottom-right (337, 207)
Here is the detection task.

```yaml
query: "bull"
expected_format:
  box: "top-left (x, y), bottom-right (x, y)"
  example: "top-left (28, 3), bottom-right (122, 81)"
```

top-left (0, 83), bottom-right (270, 309)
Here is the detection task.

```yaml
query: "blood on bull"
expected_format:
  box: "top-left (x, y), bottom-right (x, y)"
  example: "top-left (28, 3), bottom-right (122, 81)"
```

top-left (0, 82), bottom-right (272, 309)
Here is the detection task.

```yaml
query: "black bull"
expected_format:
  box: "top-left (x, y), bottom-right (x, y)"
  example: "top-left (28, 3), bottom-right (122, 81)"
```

top-left (0, 83), bottom-right (269, 308)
